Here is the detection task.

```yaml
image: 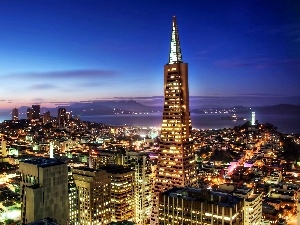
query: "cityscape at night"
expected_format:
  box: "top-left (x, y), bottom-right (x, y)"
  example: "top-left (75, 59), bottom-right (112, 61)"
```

top-left (0, 1), bottom-right (300, 225)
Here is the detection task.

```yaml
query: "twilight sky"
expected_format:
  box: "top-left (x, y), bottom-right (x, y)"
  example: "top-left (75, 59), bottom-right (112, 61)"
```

top-left (0, 0), bottom-right (300, 109)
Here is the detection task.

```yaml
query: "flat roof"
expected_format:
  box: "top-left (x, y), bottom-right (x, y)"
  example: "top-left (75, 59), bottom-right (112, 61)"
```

top-left (27, 218), bottom-right (59, 225)
top-left (162, 187), bottom-right (242, 208)
top-left (100, 164), bottom-right (134, 174)
top-left (73, 166), bottom-right (102, 173)
top-left (246, 193), bottom-right (260, 202)
top-left (20, 158), bottom-right (65, 168)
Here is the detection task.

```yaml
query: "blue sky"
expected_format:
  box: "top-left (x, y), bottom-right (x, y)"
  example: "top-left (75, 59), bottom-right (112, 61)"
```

top-left (0, 0), bottom-right (300, 109)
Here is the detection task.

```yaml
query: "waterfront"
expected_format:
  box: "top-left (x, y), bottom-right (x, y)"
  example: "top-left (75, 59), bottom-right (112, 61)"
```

top-left (80, 113), bottom-right (300, 134)
top-left (0, 112), bottom-right (299, 134)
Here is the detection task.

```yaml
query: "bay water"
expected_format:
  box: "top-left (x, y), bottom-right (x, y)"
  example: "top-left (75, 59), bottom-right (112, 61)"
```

top-left (80, 113), bottom-right (300, 134)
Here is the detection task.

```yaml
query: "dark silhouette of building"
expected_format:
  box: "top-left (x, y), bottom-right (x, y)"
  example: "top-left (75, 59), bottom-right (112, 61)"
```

top-left (43, 111), bottom-right (51, 124)
top-left (27, 108), bottom-right (34, 120)
top-left (58, 108), bottom-right (66, 127)
top-left (32, 105), bottom-right (40, 120)
top-left (12, 108), bottom-right (18, 120)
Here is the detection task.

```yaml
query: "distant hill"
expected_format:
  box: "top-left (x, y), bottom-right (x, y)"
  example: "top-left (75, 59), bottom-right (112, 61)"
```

top-left (71, 100), bottom-right (160, 113)
top-left (191, 105), bottom-right (252, 114)
top-left (1, 102), bottom-right (300, 119)
top-left (7, 100), bottom-right (162, 118)
top-left (67, 100), bottom-right (161, 116)
top-left (253, 104), bottom-right (300, 114)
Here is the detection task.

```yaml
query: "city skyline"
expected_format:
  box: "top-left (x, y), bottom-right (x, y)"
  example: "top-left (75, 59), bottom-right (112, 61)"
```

top-left (0, 10), bottom-right (299, 223)
top-left (1, 0), bottom-right (300, 109)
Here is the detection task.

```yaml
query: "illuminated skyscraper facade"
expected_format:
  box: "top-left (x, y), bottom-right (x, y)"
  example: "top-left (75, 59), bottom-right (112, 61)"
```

top-left (151, 16), bottom-right (197, 224)
top-left (125, 151), bottom-right (152, 225)
top-left (68, 168), bottom-right (79, 225)
top-left (73, 167), bottom-right (111, 225)
top-left (101, 165), bottom-right (135, 222)
top-left (1, 140), bottom-right (7, 157)
top-left (89, 149), bottom-right (124, 169)
top-left (251, 112), bottom-right (256, 126)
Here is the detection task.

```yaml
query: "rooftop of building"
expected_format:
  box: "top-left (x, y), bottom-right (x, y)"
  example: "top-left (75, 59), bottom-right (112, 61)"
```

top-left (27, 218), bottom-right (60, 225)
top-left (162, 187), bottom-right (242, 208)
top-left (245, 193), bottom-right (261, 202)
top-left (108, 221), bottom-right (135, 225)
top-left (90, 148), bottom-right (125, 154)
top-left (256, 183), bottom-right (268, 188)
top-left (126, 150), bottom-right (150, 156)
top-left (20, 158), bottom-right (65, 168)
top-left (100, 164), bottom-right (134, 174)
top-left (72, 166), bottom-right (103, 173)
top-left (270, 190), bottom-right (295, 196)
top-left (234, 186), bottom-right (252, 194)
top-left (263, 197), bottom-right (282, 204)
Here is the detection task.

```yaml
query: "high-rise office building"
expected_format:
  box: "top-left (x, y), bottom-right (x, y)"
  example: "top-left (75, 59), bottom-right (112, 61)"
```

top-left (43, 111), bottom-right (51, 124)
top-left (151, 16), bottom-right (197, 224)
top-left (12, 108), bottom-right (18, 120)
top-left (73, 167), bottom-right (111, 225)
top-left (1, 140), bottom-right (7, 157)
top-left (244, 192), bottom-right (262, 225)
top-left (19, 158), bottom-right (69, 225)
top-left (89, 149), bottom-right (124, 169)
top-left (125, 151), bottom-right (152, 225)
top-left (68, 168), bottom-right (79, 225)
top-left (101, 165), bottom-right (135, 222)
top-left (66, 111), bottom-right (72, 120)
top-left (251, 112), bottom-right (256, 126)
top-left (32, 105), bottom-right (41, 120)
top-left (227, 186), bottom-right (262, 225)
top-left (58, 108), bottom-right (67, 127)
top-left (27, 108), bottom-right (34, 120)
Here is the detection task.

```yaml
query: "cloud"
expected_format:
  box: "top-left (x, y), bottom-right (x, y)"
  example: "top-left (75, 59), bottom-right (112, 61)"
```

top-left (2, 69), bottom-right (118, 80)
top-left (31, 98), bottom-right (46, 104)
top-left (216, 56), bottom-right (300, 69)
top-left (49, 101), bottom-right (74, 104)
top-left (28, 84), bottom-right (58, 90)
top-left (78, 82), bottom-right (108, 88)
top-left (235, 93), bottom-right (285, 97)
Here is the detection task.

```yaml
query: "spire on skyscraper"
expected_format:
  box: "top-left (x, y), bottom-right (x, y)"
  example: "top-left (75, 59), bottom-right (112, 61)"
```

top-left (169, 16), bottom-right (182, 64)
